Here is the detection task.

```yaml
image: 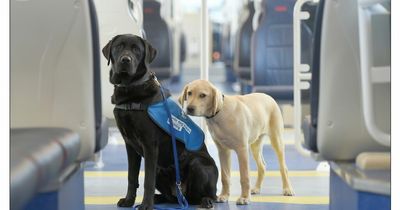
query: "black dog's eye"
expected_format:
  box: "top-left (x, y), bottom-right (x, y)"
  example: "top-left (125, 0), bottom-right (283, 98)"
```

top-left (114, 44), bottom-right (123, 50)
top-left (199, 93), bottom-right (206, 98)
top-left (132, 46), bottom-right (140, 54)
top-left (188, 91), bottom-right (192, 96)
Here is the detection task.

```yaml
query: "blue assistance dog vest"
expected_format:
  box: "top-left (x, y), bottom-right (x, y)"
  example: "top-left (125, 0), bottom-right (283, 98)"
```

top-left (147, 97), bottom-right (204, 151)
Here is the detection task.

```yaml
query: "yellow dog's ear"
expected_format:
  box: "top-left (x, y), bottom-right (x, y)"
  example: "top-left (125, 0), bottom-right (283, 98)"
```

top-left (178, 85), bottom-right (189, 106)
top-left (211, 85), bottom-right (223, 116)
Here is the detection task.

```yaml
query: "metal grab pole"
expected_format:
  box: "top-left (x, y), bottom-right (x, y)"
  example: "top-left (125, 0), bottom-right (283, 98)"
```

top-left (293, 0), bottom-right (313, 157)
top-left (200, 0), bottom-right (209, 133)
top-left (200, 0), bottom-right (209, 81)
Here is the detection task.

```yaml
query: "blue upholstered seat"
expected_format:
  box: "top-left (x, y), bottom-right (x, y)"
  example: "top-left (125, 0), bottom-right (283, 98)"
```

top-left (251, 0), bottom-right (313, 102)
top-left (143, 0), bottom-right (173, 80)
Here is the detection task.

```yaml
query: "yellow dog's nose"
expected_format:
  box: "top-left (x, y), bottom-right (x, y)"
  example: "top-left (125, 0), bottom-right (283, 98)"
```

top-left (186, 106), bottom-right (195, 114)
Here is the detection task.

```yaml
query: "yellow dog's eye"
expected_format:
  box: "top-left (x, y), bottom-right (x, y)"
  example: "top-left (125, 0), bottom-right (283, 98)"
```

top-left (199, 93), bottom-right (206, 98)
top-left (188, 91), bottom-right (192, 96)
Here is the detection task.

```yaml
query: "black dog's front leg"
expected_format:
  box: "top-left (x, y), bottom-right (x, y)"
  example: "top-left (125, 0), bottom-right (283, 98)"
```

top-left (139, 144), bottom-right (159, 210)
top-left (118, 144), bottom-right (141, 207)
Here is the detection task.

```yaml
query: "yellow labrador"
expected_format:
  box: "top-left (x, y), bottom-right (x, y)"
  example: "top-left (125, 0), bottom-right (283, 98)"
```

top-left (179, 80), bottom-right (294, 205)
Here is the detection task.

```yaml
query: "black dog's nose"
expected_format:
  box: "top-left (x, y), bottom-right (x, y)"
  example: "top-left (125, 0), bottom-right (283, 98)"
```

top-left (187, 106), bottom-right (195, 114)
top-left (120, 56), bottom-right (132, 64)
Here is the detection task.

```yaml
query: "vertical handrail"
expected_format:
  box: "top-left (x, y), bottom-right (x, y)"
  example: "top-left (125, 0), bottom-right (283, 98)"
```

top-left (136, 0), bottom-right (144, 36)
top-left (127, 0), bottom-right (143, 28)
top-left (293, 0), bottom-right (317, 157)
top-left (357, 0), bottom-right (390, 147)
top-left (252, 0), bottom-right (262, 31)
top-left (200, 0), bottom-right (209, 132)
top-left (201, 0), bottom-right (209, 81)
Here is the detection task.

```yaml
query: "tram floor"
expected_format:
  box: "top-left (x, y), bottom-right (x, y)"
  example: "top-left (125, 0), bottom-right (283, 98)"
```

top-left (84, 127), bottom-right (329, 210)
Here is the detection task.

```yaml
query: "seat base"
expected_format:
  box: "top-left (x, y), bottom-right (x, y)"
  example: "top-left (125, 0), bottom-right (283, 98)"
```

top-left (302, 115), bottom-right (318, 152)
top-left (10, 128), bottom-right (81, 210)
top-left (237, 67), bottom-right (251, 81)
top-left (252, 85), bottom-right (293, 102)
top-left (95, 117), bottom-right (109, 152)
top-left (24, 166), bottom-right (84, 210)
top-left (329, 162), bottom-right (390, 210)
top-left (170, 74), bottom-right (182, 84)
top-left (225, 64), bottom-right (237, 83)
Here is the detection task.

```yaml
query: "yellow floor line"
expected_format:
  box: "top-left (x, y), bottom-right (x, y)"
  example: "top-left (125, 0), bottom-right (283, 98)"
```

top-left (85, 195), bottom-right (329, 205)
top-left (85, 170), bottom-right (328, 178)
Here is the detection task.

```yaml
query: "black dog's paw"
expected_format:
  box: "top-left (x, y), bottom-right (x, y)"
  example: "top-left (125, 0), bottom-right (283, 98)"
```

top-left (154, 194), bottom-right (167, 204)
top-left (137, 204), bottom-right (153, 210)
top-left (117, 197), bottom-right (136, 207)
top-left (200, 197), bottom-right (214, 209)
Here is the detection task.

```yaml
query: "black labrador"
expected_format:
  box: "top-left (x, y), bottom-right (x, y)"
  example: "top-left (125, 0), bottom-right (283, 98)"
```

top-left (102, 34), bottom-right (218, 210)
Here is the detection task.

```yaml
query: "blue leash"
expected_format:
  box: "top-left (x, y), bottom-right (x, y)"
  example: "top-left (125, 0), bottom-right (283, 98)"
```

top-left (135, 82), bottom-right (189, 210)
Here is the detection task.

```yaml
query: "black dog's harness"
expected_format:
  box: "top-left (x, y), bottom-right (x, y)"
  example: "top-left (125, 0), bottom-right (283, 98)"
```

top-left (114, 102), bottom-right (148, 111)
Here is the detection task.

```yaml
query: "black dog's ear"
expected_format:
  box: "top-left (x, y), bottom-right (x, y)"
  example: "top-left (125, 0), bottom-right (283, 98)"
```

top-left (102, 35), bottom-right (121, 66)
top-left (141, 38), bottom-right (157, 66)
top-left (102, 40), bottom-right (112, 66)
top-left (146, 41), bottom-right (157, 64)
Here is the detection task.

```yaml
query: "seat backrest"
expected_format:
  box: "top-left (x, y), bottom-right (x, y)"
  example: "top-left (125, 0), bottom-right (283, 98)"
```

top-left (317, 0), bottom-right (390, 160)
top-left (251, 0), bottom-right (311, 86)
top-left (251, 0), bottom-right (314, 102)
top-left (305, 0), bottom-right (325, 152)
top-left (143, 0), bottom-right (172, 73)
top-left (235, 2), bottom-right (255, 68)
top-left (252, 0), bottom-right (313, 88)
top-left (221, 24), bottom-right (233, 65)
top-left (11, 0), bottom-right (97, 161)
top-left (180, 33), bottom-right (187, 63)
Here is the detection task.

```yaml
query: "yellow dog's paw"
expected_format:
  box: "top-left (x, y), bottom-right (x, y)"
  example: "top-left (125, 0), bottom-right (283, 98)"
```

top-left (216, 194), bottom-right (229, 203)
top-left (236, 197), bottom-right (250, 205)
top-left (283, 187), bottom-right (295, 196)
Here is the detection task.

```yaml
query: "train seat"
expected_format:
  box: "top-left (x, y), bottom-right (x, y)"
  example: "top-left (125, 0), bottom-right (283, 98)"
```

top-left (221, 24), bottom-right (237, 83)
top-left (180, 33), bottom-right (187, 64)
top-left (315, 0), bottom-right (389, 160)
top-left (10, 128), bottom-right (80, 210)
top-left (10, 0), bottom-right (107, 209)
top-left (234, 2), bottom-right (255, 85)
top-left (295, 0), bottom-right (391, 161)
top-left (251, 0), bottom-right (312, 102)
top-left (293, 0), bottom-right (391, 209)
top-left (143, 0), bottom-right (173, 80)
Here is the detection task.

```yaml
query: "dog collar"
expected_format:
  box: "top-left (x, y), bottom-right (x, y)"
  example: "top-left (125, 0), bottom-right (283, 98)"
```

top-left (114, 72), bottom-right (162, 111)
top-left (114, 71), bottom-right (159, 88)
top-left (206, 95), bottom-right (225, 119)
top-left (115, 102), bottom-right (148, 110)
